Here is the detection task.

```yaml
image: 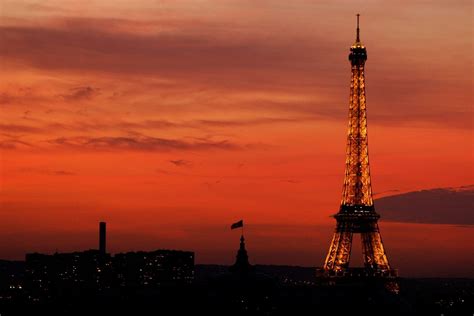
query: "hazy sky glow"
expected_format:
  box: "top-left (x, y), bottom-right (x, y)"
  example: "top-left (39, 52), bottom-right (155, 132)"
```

top-left (0, 0), bottom-right (472, 277)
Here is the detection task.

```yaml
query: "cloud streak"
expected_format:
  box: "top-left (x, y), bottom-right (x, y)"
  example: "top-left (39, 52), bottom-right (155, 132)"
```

top-left (0, 137), bottom-right (34, 149)
top-left (60, 86), bottom-right (100, 102)
top-left (0, 15), bottom-right (471, 129)
top-left (46, 135), bottom-right (240, 152)
top-left (0, 20), bottom-right (326, 86)
top-left (169, 159), bottom-right (192, 167)
top-left (18, 167), bottom-right (76, 176)
top-left (0, 124), bottom-right (43, 134)
top-left (0, 116), bottom-right (319, 138)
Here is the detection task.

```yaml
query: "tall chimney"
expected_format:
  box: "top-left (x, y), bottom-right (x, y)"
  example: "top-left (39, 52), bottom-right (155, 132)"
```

top-left (99, 221), bottom-right (106, 254)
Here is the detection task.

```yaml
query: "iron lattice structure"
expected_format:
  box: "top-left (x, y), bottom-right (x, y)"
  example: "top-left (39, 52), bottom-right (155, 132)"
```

top-left (322, 15), bottom-right (395, 277)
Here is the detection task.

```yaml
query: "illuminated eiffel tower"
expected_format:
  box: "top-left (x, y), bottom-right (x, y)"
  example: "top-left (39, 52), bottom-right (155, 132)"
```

top-left (319, 15), bottom-right (397, 278)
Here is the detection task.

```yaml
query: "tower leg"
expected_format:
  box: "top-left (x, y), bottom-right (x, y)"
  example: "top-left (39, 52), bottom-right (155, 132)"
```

top-left (323, 231), bottom-right (353, 272)
top-left (361, 229), bottom-right (390, 270)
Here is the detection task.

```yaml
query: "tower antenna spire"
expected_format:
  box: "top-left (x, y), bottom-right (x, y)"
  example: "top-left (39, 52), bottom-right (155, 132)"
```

top-left (356, 13), bottom-right (360, 42)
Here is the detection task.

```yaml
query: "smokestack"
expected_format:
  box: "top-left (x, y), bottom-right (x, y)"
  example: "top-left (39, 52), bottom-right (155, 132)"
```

top-left (99, 221), bottom-right (106, 254)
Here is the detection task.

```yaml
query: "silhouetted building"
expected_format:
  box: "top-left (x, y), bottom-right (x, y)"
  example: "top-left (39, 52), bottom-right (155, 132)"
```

top-left (114, 250), bottom-right (194, 288)
top-left (204, 235), bottom-right (278, 315)
top-left (0, 260), bottom-right (24, 302)
top-left (230, 235), bottom-right (253, 275)
top-left (24, 249), bottom-right (195, 299)
top-left (23, 223), bottom-right (194, 299)
top-left (99, 221), bottom-right (106, 255)
top-left (25, 250), bottom-right (113, 299)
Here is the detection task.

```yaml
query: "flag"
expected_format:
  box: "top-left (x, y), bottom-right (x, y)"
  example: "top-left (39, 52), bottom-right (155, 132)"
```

top-left (231, 220), bottom-right (243, 230)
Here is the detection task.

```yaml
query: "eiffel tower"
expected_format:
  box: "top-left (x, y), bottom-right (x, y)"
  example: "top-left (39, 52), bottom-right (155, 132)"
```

top-left (320, 15), bottom-right (397, 278)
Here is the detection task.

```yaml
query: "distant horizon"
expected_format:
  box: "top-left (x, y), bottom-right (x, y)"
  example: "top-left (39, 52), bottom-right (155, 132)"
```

top-left (2, 202), bottom-right (473, 278)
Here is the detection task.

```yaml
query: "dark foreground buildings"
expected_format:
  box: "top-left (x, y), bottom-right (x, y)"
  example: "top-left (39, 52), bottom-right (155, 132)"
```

top-left (1, 229), bottom-right (472, 315)
top-left (23, 222), bottom-right (194, 302)
top-left (114, 250), bottom-right (194, 287)
top-left (25, 249), bottom-right (194, 297)
top-left (25, 250), bottom-right (113, 299)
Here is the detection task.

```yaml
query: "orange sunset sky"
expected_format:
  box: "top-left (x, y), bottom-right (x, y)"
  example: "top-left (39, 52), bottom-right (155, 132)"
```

top-left (0, 1), bottom-right (473, 277)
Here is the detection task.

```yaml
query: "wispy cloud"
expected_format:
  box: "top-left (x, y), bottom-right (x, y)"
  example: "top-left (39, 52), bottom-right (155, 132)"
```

top-left (195, 117), bottom-right (316, 127)
top-left (0, 116), bottom-right (320, 140)
top-left (0, 138), bottom-right (34, 149)
top-left (18, 167), bottom-right (76, 176)
top-left (46, 135), bottom-right (240, 152)
top-left (0, 16), bottom-right (471, 129)
top-left (0, 123), bottom-right (43, 134)
top-left (281, 179), bottom-right (300, 184)
top-left (60, 86), bottom-right (100, 102)
top-left (53, 170), bottom-right (76, 176)
top-left (169, 159), bottom-right (192, 167)
top-left (0, 21), bottom-right (325, 85)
